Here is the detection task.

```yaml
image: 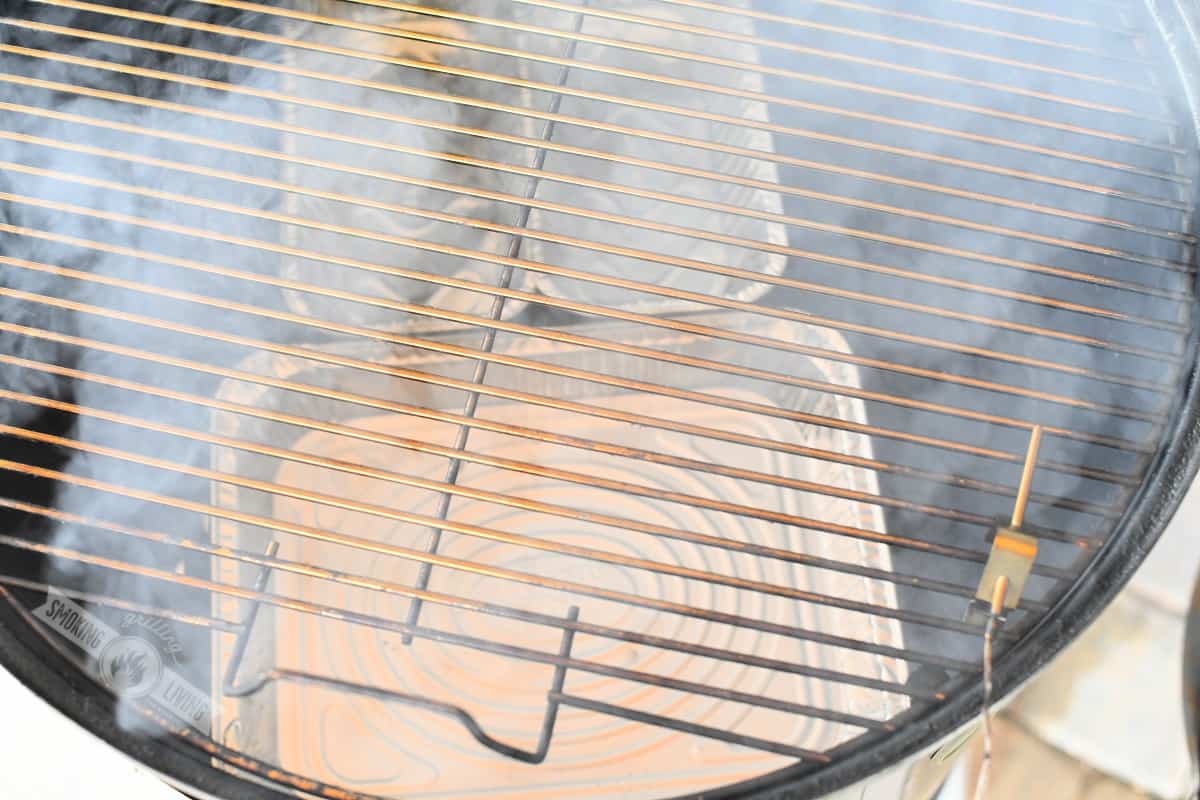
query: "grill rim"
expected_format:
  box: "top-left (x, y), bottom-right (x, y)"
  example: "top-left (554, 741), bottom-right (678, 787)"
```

top-left (0, 255), bottom-right (1194, 800)
top-left (0, 0), bottom-right (1198, 797)
top-left (0, 334), bottom-right (1196, 800)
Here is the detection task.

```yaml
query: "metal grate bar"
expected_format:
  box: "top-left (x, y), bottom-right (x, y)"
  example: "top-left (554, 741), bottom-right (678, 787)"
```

top-left (654, 0), bottom-right (1145, 38)
top-left (0, 253), bottom-right (1165, 457)
top-left (483, 0), bottom-right (1165, 116)
top-left (551, 693), bottom-right (840, 759)
top-left (0, 496), bottom-right (967, 691)
top-left (0, 427), bottom-right (1008, 635)
top-left (0, 323), bottom-right (1139, 514)
top-left (0, 531), bottom-right (878, 749)
top-left (0, 346), bottom-right (1106, 567)
top-left (3, 19), bottom-right (1189, 190)
top-left (508, 0), bottom-right (1154, 64)
top-left (0, 457), bottom-right (984, 667)
top-left (947, 0), bottom-right (1137, 22)
top-left (0, 349), bottom-right (1118, 524)
top-left (0, 319), bottom-right (1133, 535)
top-left (11, 137), bottom-right (1180, 347)
top-left (1, 219), bottom-right (1173, 403)
top-left (27, 123), bottom-right (1188, 316)
top-left (4, 153), bottom-right (1183, 341)
top-left (5, 99), bottom-right (1188, 291)
top-left (0, 386), bottom-right (1067, 605)
top-left (4, 40), bottom-right (1185, 218)
top-left (6, 36), bottom-right (1191, 297)
top-left (4, 137), bottom-right (1185, 343)
top-left (3, 177), bottom-right (1184, 367)
top-left (0, 289), bottom-right (1146, 490)
top-left (177, 0), bottom-right (1176, 130)
top-left (6, 72), bottom-right (1190, 245)
top-left (0, 379), bottom-right (1085, 572)
top-left (0, 574), bottom-right (243, 632)
top-left (190, 0), bottom-right (1169, 117)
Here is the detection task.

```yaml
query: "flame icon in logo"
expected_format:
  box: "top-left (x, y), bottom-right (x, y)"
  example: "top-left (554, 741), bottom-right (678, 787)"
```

top-left (109, 649), bottom-right (148, 688)
top-left (98, 637), bottom-right (162, 698)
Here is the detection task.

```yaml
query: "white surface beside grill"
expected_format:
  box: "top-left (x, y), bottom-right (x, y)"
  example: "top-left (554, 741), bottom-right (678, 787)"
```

top-left (0, 666), bottom-right (183, 800)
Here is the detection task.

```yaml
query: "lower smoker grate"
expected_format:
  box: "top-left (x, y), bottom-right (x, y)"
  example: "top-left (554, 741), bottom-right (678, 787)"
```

top-left (0, 0), bottom-right (1196, 797)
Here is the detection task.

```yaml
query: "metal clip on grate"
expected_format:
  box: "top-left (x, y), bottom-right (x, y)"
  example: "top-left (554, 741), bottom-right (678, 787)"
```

top-left (966, 426), bottom-right (1043, 626)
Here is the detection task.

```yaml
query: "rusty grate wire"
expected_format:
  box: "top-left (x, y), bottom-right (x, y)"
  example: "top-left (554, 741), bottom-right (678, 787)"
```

top-left (0, 0), bottom-right (1195, 796)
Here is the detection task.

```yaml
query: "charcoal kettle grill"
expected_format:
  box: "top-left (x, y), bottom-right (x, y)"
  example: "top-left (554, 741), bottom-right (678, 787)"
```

top-left (1, 0), bottom-right (1199, 798)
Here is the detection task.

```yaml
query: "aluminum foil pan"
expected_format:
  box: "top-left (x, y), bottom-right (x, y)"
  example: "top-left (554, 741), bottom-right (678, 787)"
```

top-left (208, 314), bottom-right (906, 799)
